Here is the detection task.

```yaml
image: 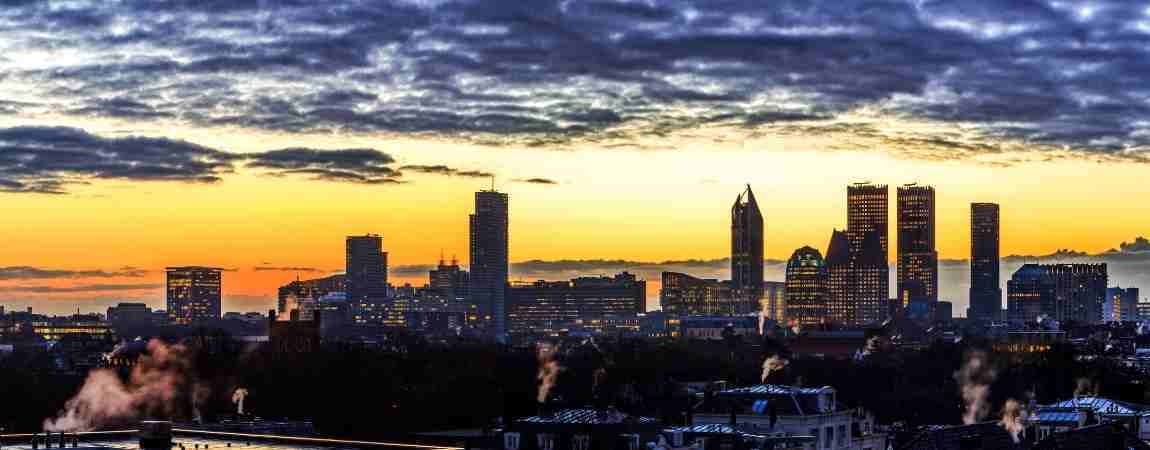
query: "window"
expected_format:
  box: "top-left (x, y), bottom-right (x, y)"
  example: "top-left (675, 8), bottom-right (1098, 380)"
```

top-left (838, 424), bottom-right (847, 447)
top-left (825, 427), bottom-right (833, 449)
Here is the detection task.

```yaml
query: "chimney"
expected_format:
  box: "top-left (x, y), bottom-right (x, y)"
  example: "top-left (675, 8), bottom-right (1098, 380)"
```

top-left (139, 421), bottom-right (172, 450)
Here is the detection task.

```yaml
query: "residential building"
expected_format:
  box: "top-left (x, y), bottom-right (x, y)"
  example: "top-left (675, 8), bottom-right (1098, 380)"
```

top-left (166, 266), bottom-right (222, 325)
top-left (470, 189), bottom-right (509, 338)
top-left (345, 234), bottom-right (388, 324)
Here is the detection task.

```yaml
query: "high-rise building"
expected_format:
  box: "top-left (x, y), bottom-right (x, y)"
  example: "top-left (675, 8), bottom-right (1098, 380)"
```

top-left (969, 203), bottom-right (1001, 321)
top-left (507, 272), bottom-right (645, 335)
top-left (761, 281), bottom-right (786, 321)
top-left (846, 183), bottom-right (889, 324)
top-left (1007, 264), bottom-right (1108, 323)
top-left (1104, 287), bottom-right (1139, 322)
top-left (897, 184), bottom-right (938, 309)
top-left (731, 185), bottom-right (764, 313)
top-left (847, 183), bottom-right (888, 257)
top-left (783, 246), bottom-right (829, 326)
top-left (346, 234), bottom-right (389, 324)
top-left (469, 189), bottom-right (509, 338)
top-left (659, 272), bottom-right (732, 316)
top-left (165, 266), bottom-right (222, 325)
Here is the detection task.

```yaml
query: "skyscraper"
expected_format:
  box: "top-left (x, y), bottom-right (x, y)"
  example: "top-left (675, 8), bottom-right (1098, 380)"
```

top-left (969, 203), bottom-right (1001, 321)
top-left (731, 185), bottom-right (764, 313)
top-left (845, 183), bottom-right (890, 324)
top-left (470, 189), bottom-right (509, 338)
top-left (762, 281), bottom-right (786, 321)
top-left (346, 234), bottom-right (389, 323)
top-left (897, 184), bottom-right (938, 312)
top-left (428, 256), bottom-right (470, 309)
top-left (166, 266), bottom-right (222, 325)
top-left (783, 246), bottom-right (829, 326)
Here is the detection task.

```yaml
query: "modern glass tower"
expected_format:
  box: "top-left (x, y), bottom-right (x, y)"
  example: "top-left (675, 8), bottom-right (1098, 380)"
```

top-left (784, 246), bottom-right (829, 326)
top-left (897, 184), bottom-right (938, 309)
top-left (846, 183), bottom-right (890, 324)
top-left (469, 189), bottom-right (509, 338)
top-left (731, 185), bottom-right (764, 313)
top-left (969, 203), bottom-right (1001, 321)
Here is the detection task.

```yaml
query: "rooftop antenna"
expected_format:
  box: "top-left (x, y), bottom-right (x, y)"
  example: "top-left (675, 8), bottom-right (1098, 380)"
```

top-left (490, 174), bottom-right (496, 191)
top-left (439, 249), bottom-right (445, 266)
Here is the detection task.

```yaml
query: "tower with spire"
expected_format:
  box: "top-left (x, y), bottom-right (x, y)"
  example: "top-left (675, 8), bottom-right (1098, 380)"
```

top-left (731, 184), bottom-right (764, 314)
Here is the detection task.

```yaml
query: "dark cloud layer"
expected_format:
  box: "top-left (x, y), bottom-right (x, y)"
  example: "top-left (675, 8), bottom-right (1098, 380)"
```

top-left (0, 126), bottom-right (496, 193)
top-left (0, 283), bottom-right (161, 293)
top-left (2, 1), bottom-right (1149, 159)
top-left (251, 266), bottom-right (323, 272)
top-left (0, 126), bottom-right (234, 193)
top-left (0, 266), bottom-right (148, 280)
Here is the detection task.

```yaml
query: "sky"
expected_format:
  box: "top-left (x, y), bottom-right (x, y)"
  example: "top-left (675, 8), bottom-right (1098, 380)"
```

top-left (0, 0), bottom-right (1148, 316)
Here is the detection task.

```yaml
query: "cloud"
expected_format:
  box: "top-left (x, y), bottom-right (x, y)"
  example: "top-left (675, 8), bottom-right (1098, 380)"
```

top-left (2, 1), bottom-right (1149, 160)
top-left (399, 165), bottom-right (493, 178)
top-left (516, 177), bottom-right (558, 185)
top-left (243, 148), bottom-right (402, 184)
top-left (0, 283), bottom-right (161, 293)
top-left (251, 266), bottom-right (322, 272)
top-left (0, 126), bottom-right (236, 193)
top-left (0, 266), bottom-right (149, 280)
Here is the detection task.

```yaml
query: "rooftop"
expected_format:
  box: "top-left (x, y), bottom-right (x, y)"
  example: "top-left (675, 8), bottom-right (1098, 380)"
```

top-left (1047, 396), bottom-right (1150, 416)
top-left (717, 384), bottom-right (835, 397)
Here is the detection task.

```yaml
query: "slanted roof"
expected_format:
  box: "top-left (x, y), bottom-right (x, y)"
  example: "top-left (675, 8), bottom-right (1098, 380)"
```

top-left (717, 384), bottom-right (834, 397)
top-left (1032, 423), bottom-right (1150, 450)
top-left (1047, 396), bottom-right (1150, 416)
top-left (516, 409), bottom-right (659, 426)
top-left (1028, 408), bottom-right (1082, 425)
top-left (898, 422), bottom-right (1020, 450)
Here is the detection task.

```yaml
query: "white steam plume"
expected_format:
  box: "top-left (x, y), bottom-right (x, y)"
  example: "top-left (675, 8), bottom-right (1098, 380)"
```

top-left (43, 339), bottom-right (198, 432)
top-left (536, 342), bottom-right (563, 404)
top-left (954, 350), bottom-right (997, 425)
top-left (999, 398), bottom-right (1029, 443)
top-left (761, 355), bottom-right (788, 383)
top-left (232, 388), bottom-right (249, 416)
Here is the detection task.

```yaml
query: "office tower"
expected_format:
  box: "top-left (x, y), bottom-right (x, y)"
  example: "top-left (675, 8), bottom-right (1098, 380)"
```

top-left (846, 183), bottom-right (889, 323)
top-left (897, 184), bottom-right (938, 310)
top-left (428, 256), bottom-right (470, 309)
top-left (278, 274), bottom-right (345, 321)
top-left (783, 246), bottom-right (829, 326)
top-left (825, 229), bottom-right (852, 324)
top-left (506, 272), bottom-right (645, 335)
top-left (469, 189), bottom-right (509, 338)
top-left (731, 185), bottom-right (764, 313)
top-left (969, 203), bottom-right (1001, 321)
top-left (847, 183), bottom-right (888, 256)
top-left (762, 281), bottom-right (786, 321)
top-left (659, 272), bottom-right (733, 316)
top-left (346, 234), bottom-right (389, 324)
top-left (166, 266), bottom-right (222, 325)
top-left (1104, 287), bottom-right (1140, 322)
top-left (1007, 264), bottom-right (1108, 323)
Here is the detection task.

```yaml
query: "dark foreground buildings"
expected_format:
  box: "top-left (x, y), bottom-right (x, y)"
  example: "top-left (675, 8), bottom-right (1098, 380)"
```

top-left (969, 202), bottom-right (1002, 321)
top-left (165, 266), bottom-right (222, 325)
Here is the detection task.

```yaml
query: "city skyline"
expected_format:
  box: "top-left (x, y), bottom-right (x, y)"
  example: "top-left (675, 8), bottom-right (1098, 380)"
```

top-left (1, 181), bottom-right (1149, 316)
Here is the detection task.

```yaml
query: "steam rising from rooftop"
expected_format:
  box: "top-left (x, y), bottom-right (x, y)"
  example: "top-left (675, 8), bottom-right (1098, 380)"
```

top-left (536, 342), bottom-right (563, 404)
top-left (954, 350), bottom-right (996, 425)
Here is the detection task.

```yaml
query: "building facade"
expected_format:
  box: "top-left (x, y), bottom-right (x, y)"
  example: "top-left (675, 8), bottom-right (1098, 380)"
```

top-left (659, 272), bottom-right (732, 316)
top-left (1008, 264), bottom-right (1108, 323)
top-left (845, 183), bottom-right (889, 325)
top-left (428, 257), bottom-right (470, 310)
top-left (762, 281), bottom-right (786, 321)
top-left (278, 274), bottom-right (345, 322)
top-left (506, 272), bottom-right (645, 335)
top-left (731, 185), bottom-right (764, 313)
top-left (784, 246), bottom-right (829, 326)
top-left (345, 235), bottom-right (388, 324)
top-left (969, 203), bottom-right (1001, 321)
top-left (165, 266), bottom-right (222, 325)
top-left (469, 189), bottom-right (509, 338)
top-left (1104, 287), bottom-right (1140, 322)
top-left (896, 184), bottom-right (938, 310)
